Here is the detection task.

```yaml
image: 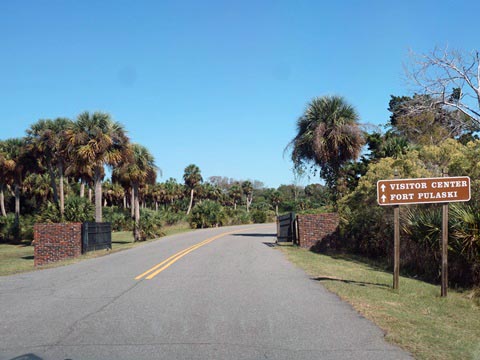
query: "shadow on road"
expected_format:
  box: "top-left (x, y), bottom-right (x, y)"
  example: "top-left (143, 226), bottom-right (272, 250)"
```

top-left (233, 233), bottom-right (276, 238)
top-left (312, 276), bottom-right (390, 288)
top-left (262, 242), bottom-right (277, 248)
top-left (9, 354), bottom-right (43, 360)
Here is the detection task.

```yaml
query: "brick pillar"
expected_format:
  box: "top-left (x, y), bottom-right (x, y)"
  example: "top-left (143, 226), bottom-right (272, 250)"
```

top-left (296, 213), bottom-right (339, 249)
top-left (34, 223), bottom-right (82, 267)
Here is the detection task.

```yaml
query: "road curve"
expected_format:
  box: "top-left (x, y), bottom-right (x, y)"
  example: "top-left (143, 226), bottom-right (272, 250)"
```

top-left (0, 224), bottom-right (411, 360)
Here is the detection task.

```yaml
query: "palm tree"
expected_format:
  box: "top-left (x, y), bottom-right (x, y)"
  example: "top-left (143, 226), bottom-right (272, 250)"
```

top-left (242, 181), bottom-right (253, 212)
top-left (116, 144), bottom-right (158, 241)
top-left (228, 184), bottom-right (242, 210)
top-left (183, 164), bottom-right (202, 215)
top-left (26, 118), bottom-right (72, 217)
top-left (163, 178), bottom-right (183, 211)
top-left (0, 138), bottom-right (32, 238)
top-left (151, 183), bottom-right (166, 211)
top-left (23, 173), bottom-right (53, 206)
top-left (0, 141), bottom-right (15, 217)
top-left (65, 111), bottom-right (130, 222)
top-left (270, 190), bottom-right (282, 216)
top-left (288, 95), bottom-right (364, 202)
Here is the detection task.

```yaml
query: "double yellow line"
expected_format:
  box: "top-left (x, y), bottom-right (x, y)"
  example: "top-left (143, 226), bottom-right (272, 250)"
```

top-left (135, 228), bottom-right (255, 280)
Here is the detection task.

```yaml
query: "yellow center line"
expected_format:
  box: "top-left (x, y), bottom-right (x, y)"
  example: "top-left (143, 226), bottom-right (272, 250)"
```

top-left (135, 227), bottom-right (257, 280)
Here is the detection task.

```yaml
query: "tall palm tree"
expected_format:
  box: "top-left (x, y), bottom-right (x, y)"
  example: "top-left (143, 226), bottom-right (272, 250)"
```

top-left (151, 183), bottom-right (166, 211)
top-left (228, 184), bottom-right (242, 210)
top-left (0, 141), bottom-right (15, 217)
top-left (116, 143), bottom-right (158, 241)
top-left (164, 178), bottom-right (183, 210)
top-left (0, 138), bottom-right (32, 237)
top-left (65, 111), bottom-right (130, 222)
top-left (242, 181), bottom-right (253, 212)
top-left (183, 164), bottom-right (202, 215)
top-left (288, 95), bottom-right (364, 202)
top-left (26, 118), bottom-right (73, 217)
top-left (270, 190), bottom-right (282, 216)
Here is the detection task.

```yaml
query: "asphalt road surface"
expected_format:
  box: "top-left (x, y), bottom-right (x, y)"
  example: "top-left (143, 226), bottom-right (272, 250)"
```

top-left (0, 224), bottom-right (411, 360)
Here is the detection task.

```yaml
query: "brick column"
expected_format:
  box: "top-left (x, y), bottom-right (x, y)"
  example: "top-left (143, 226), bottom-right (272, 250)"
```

top-left (34, 223), bottom-right (82, 266)
top-left (296, 213), bottom-right (339, 249)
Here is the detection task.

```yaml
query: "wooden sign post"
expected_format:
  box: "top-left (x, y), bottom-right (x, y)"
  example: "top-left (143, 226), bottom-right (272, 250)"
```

top-left (377, 175), bottom-right (470, 296)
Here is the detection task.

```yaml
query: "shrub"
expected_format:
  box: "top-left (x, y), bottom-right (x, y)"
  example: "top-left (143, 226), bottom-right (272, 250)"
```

top-left (0, 214), bottom-right (16, 243)
top-left (138, 208), bottom-right (164, 240)
top-left (103, 206), bottom-right (132, 231)
top-left (161, 209), bottom-right (186, 226)
top-left (63, 196), bottom-right (95, 223)
top-left (189, 200), bottom-right (226, 229)
top-left (224, 208), bottom-right (251, 226)
top-left (251, 210), bottom-right (267, 224)
top-left (36, 196), bottom-right (94, 223)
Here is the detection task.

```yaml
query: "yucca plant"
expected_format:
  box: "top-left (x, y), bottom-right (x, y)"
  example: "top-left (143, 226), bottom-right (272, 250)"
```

top-left (402, 206), bottom-right (443, 252)
top-left (450, 203), bottom-right (480, 262)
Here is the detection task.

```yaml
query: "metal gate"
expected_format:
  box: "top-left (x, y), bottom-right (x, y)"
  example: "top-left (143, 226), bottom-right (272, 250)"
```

top-left (277, 212), bottom-right (296, 243)
top-left (82, 222), bottom-right (112, 253)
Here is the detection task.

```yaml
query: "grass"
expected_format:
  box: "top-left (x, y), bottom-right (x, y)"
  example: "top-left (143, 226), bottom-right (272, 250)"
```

top-left (279, 246), bottom-right (480, 360)
top-left (0, 221), bottom-right (192, 277)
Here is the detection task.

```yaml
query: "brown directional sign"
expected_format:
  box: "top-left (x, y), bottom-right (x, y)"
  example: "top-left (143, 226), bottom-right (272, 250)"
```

top-left (377, 176), bottom-right (471, 206)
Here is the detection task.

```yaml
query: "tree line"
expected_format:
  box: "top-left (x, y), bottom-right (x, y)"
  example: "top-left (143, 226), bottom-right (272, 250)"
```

top-left (286, 46), bottom-right (480, 288)
top-left (0, 113), bottom-right (327, 243)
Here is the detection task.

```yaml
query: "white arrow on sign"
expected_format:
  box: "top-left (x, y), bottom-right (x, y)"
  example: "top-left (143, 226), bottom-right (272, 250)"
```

top-left (381, 195), bottom-right (386, 203)
top-left (381, 184), bottom-right (386, 192)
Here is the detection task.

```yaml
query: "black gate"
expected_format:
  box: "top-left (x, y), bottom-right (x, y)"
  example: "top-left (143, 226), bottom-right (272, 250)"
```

top-left (82, 222), bottom-right (112, 253)
top-left (277, 212), bottom-right (296, 243)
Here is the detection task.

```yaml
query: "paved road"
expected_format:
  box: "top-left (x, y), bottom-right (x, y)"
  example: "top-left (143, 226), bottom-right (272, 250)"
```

top-left (0, 224), bottom-right (411, 360)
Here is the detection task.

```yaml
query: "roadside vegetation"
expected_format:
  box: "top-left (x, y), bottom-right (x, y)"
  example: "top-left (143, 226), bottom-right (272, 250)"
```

top-left (286, 46), bottom-right (480, 292)
top-left (0, 112), bottom-right (328, 248)
top-left (0, 221), bottom-right (191, 276)
top-left (280, 246), bottom-right (480, 360)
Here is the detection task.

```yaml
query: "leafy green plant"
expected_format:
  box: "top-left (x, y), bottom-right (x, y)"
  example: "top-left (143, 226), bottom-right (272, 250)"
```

top-left (36, 196), bottom-right (94, 223)
top-left (103, 206), bottom-right (132, 231)
top-left (161, 209), bottom-right (186, 226)
top-left (138, 208), bottom-right (164, 240)
top-left (63, 196), bottom-right (95, 222)
top-left (251, 210), bottom-right (267, 223)
top-left (224, 208), bottom-right (251, 225)
top-left (189, 200), bottom-right (226, 229)
top-left (0, 214), bottom-right (17, 243)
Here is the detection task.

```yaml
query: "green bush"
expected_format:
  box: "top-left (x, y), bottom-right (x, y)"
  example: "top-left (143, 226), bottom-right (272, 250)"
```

top-left (224, 208), bottom-right (251, 226)
top-left (36, 196), bottom-right (94, 223)
top-left (161, 209), bottom-right (186, 226)
top-left (189, 200), bottom-right (226, 229)
top-left (63, 196), bottom-right (95, 223)
top-left (251, 210), bottom-right (267, 223)
top-left (103, 206), bottom-right (132, 231)
top-left (0, 214), bottom-right (16, 243)
top-left (138, 208), bottom-right (164, 240)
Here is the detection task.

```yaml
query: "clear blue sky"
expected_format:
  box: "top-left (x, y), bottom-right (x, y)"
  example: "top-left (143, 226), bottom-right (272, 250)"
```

top-left (1, 0), bottom-right (479, 188)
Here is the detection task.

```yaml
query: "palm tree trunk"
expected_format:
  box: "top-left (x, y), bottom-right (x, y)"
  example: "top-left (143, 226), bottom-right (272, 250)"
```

top-left (275, 205), bottom-right (279, 216)
top-left (186, 188), bottom-right (194, 215)
top-left (14, 183), bottom-right (20, 218)
top-left (48, 162), bottom-right (59, 204)
top-left (133, 183), bottom-right (141, 242)
top-left (88, 188), bottom-right (92, 202)
top-left (14, 183), bottom-right (21, 241)
top-left (155, 201), bottom-right (158, 212)
top-left (0, 184), bottom-right (6, 217)
top-left (94, 168), bottom-right (103, 222)
top-left (80, 182), bottom-right (85, 198)
top-left (58, 162), bottom-right (65, 218)
top-left (130, 189), bottom-right (135, 218)
top-left (123, 195), bottom-right (127, 209)
top-left (234, 202), bottom-right (237, 210)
